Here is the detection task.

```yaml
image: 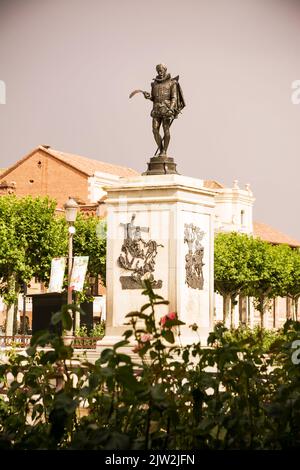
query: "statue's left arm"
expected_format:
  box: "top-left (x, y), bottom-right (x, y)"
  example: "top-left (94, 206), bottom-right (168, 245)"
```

top-left (170, 81), bottom-right (178, 113)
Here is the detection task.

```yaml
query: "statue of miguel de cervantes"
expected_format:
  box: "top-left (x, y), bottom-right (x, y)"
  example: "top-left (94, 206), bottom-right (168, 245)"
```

top-left (130, 64), bottom-right (185, 159)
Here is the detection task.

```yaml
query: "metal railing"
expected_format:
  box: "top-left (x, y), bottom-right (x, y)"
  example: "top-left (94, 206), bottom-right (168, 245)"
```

top-left (0, 335), bottom-right (102, 350)
top-left (73, 336), bottom-right (101, 349)
top-left (0, 335), bottom-right (31, 348)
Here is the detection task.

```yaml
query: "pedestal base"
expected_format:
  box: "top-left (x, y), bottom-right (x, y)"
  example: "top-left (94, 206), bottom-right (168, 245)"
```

top-left (102, 173), bottom-right (216, 350)
top-left (143, 156), bottom-right (178, 175)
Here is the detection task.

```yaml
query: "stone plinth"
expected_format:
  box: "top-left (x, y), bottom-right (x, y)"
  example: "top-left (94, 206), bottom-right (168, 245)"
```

top-left (99, 174), bottom-right (215, 350)
top-left (143, 156), bottom-right (178, 175)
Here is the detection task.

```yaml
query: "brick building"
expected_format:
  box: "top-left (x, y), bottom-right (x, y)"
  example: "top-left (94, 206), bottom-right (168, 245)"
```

top-left (0, 180), bottom-right (16, 195)
top-left (0, 146), bottom-right (299, 332)
top-left (0, 146), bottom-right (139, 333)
top-left (0, 145), bottom-right (138, 208)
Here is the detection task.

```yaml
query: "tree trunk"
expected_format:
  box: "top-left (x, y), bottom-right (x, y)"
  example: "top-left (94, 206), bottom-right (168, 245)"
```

top-left (5, 273), bottom-right (17, 336)
top-left (223, 293), bottom-right (230, 325)
top-left (286, 296), bottom-right (292, 320)
top-left (273, 298), bottom-right (277, 329)
top-left (75, 310), bottom-right (80, 332)
top-left (5, 304), bottom-right (14, 336)
top-left (74, 293), bottom-right (80, 332)
top-left (294, 295), bottom-right (300, 321)
top-left (259, 295), bottom-right (265, 329)
top-left (292, 297), bottom-right (296, 321)
top-left (230, 297), bottom-right (235, 328)
top-left (247, 296), bottom-right (252, 327)
top-left (13, 301), bottom-right (18, 335)
top-left (239, 296), bottom-right (247, 325)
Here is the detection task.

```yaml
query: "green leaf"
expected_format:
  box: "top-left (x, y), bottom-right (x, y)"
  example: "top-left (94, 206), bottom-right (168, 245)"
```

top-left (61, 308), bottom-right (73, 331)
top-left (113, 340), bottom-right (129, 350)
top-left (162, 329), bottom-right (175, 344)
top-left (99, 348), bottom-right (114, 363)
top-left (30, 330), bottom-right (51, 347)
top-left (51, 310), bottom-right (63, 325)
top-left (123, 329), bottom-right (133, 340)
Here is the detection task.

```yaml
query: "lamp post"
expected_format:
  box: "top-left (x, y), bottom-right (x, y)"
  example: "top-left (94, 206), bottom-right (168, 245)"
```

top-left (64, 197), bottom-right (78, 340)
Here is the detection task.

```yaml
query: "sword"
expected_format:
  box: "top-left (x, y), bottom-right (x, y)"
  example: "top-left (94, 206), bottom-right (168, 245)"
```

top-left (129, 89), bottom-right (175, 157)
top-left (154, 103), bottom-right (175, 157)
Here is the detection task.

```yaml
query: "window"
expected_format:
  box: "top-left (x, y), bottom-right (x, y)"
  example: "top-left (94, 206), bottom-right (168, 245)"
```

top-left (241, 210), bottom-right (245, 225)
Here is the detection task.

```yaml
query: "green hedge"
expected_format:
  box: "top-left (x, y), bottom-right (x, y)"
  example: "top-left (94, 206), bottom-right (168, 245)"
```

top-left (0, 282), bottom-right (300, 450)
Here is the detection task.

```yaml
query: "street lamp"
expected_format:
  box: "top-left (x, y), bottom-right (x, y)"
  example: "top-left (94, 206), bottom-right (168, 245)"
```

top-left (64, 197), bottom-right (78, 338)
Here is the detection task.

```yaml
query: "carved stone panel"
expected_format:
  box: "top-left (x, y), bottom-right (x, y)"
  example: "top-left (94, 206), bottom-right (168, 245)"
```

top-left (184, 223), bottom-right (205, 290)
top-left (117, 214), bottom-right (163, 290)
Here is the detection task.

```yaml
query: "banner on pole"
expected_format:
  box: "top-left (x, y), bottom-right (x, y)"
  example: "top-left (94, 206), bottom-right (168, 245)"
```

top-left (70, 256), bottom-right (89, 292)
top-left (48, 257), bottom-right (66, 293)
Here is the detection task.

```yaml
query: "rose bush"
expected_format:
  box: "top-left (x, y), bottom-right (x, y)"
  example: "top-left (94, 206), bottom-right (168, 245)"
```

top-left (0, 281), bottom-right (300, 449)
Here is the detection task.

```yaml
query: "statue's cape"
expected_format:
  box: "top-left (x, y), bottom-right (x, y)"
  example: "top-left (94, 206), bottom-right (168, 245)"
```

top-left (172, 75), bottom-right (186, 117)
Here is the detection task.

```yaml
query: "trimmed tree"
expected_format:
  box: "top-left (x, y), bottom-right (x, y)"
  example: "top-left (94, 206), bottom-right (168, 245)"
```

top-left (71, 213), bottom-right (106, 329)
top-left (247, 239), bottom-right (293, 327)
top-left (0, 196), bottom-right (107, 335)
top-left (0, 197), bottom-right (107, 334)
top-left (73, 213), bottom-right (106, 285)
top-left (286, 248), bottom-right (300, 321)
top-left (214, 232), bottom-right (255, 326)
top-left (0, 195), bottom-right (67, 334)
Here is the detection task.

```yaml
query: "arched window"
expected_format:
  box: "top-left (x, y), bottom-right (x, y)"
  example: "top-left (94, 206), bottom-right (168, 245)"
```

top-left (241, 210), bottom-right (245, 226)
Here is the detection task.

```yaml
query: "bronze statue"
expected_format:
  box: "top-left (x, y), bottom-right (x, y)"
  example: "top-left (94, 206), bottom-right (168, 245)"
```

top-left (130, 64), bottom-right (185, 158)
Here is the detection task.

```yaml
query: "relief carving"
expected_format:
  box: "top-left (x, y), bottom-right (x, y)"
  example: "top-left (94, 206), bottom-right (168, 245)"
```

top-left (184, 223), bottom-right (205, 290)
top-left (118, 214), bottom-right (163, 289)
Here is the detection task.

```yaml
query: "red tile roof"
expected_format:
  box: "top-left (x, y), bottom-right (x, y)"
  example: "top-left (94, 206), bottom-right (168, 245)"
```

top-left (44, 147), bottom-right (139, 178)
top-left (0, 146), bottom-right (139, 180)
top-left (254, 221), bottom-right (300, 248)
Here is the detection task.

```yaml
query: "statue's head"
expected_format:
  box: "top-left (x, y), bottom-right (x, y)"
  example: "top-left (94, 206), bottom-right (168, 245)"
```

top-left (156, 63), bottom-right (167, 79)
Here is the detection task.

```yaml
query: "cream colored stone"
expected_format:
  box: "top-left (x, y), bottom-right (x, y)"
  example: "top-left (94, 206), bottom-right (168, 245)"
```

top-left (98, 174), bottom-right (215, 351)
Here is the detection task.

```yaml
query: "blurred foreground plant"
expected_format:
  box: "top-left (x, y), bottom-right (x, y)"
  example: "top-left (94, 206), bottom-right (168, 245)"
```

top-left (0, 281), bottom-right (300, 449)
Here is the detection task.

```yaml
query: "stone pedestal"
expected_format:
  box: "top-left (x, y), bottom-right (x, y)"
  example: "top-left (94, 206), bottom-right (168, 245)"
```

top-left (99, 174), bottom-right (215, 350)
top-left (143, 156), bottom-right (178, 175)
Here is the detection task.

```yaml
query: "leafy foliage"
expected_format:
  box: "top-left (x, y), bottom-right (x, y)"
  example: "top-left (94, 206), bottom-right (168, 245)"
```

top-left (222, 323), bottom-right (281, 353)
top-left (1, 282), bottom-right (300, 450)
top-left (215, 233), bottom-right (299, 326)
top-left (75, 321), bottom-right (105, 338)
top-left (0, 195), bottom-right (106, 304)
top-left (73, 214), bottom-right (106, 284)
top-left (0, 195), bottom-right (66, 305)
top-left (214, 232), bottom-right (255, 324)
top-left (286, 248), bottom-right (300, 319)
top-left (247, 240), bottom-right (294, 326)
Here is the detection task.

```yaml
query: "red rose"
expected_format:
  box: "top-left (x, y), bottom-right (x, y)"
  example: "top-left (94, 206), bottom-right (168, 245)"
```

top-left (141, 333), bottom-right (153, 343)
top-left (160, 312), bottom-right (177, 327)
top-left (167, 312), bottom-right (176, 321)
top-left (132, 343), bottom-right (143, 353)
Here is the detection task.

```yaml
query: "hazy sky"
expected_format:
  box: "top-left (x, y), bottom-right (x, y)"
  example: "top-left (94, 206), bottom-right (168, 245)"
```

top-left (0, 0), bottom-right (300, 239)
